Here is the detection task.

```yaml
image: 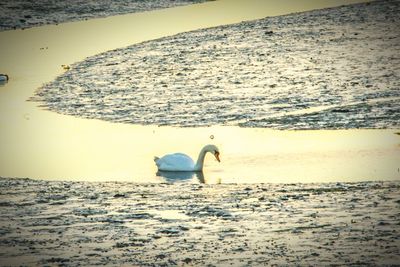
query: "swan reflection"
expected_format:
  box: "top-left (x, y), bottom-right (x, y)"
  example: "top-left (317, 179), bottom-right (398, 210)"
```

top-left (156, 171), bottom-right (205, 183)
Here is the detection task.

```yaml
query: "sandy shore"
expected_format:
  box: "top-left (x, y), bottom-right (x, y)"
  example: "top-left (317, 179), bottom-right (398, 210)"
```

top-left (0, 0), bottom-right (206, 31)
top-left (1, 178), bottom-right (399, 266)
top-left (34, 0), bottom-right (400, 129)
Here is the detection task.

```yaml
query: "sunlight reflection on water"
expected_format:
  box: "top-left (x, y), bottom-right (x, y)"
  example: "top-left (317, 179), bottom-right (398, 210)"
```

top-left (1, 0), bottom-right (397, 184)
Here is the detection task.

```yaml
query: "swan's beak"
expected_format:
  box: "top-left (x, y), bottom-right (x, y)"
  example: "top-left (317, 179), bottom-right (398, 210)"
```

top-left (214, 151), bottom-right (220, 162)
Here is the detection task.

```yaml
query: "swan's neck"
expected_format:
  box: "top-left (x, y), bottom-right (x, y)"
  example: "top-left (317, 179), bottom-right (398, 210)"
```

top-left (194, 147), bottom-right (208, 171)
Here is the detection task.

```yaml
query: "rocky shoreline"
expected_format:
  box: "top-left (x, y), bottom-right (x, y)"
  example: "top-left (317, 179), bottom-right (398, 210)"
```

top-left (0, 0), bottom-right (206, 31)
top-left (33, 0), bottom-right (400, 129)
top-left (1, 178), bottom-right (399, 266)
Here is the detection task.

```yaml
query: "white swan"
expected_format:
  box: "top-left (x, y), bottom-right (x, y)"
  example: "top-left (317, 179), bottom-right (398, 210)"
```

top-left (154, 144), bottom-right (220, 172)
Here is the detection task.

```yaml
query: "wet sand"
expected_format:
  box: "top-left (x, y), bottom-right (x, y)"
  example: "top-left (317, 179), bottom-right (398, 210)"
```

top-left (1, 178), bottom-right (399, 266)
top-left (0, 0), bottom-right (206, 31)
top-left (34, 0), bottom-right (400, 129)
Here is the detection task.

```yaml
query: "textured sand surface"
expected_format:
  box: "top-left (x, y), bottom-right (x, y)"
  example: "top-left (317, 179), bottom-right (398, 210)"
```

top-left (34, 0), bottom-right (400, 129)
top-left (0, 0), bottom-right (206, 31)
top-left (0, 178), bottom-right (399, 266)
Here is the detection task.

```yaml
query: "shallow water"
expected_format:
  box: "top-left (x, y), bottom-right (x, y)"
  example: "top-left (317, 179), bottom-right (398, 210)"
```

top-left (1, 0), bottom-right (397, 184)
top-left (0, 121), bottom-right (399, 183)
top-left (0, 0), bottom-right (206, 31)
top-left (34, 0), bottom-right (400, 130)
top-left (0, 177), bottom-right (399, 266)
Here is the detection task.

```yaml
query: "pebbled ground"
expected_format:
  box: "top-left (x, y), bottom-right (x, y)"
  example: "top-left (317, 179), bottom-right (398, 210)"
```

top-left (0, 0), bottom-right (206, 31)
top-left (33, 0), bottom-right (400, 129)
top-left (0, 177), bottom-right (399, 266)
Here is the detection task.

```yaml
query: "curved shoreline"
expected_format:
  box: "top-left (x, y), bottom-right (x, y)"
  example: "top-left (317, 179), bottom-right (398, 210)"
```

top-left (33, 0), bottom-right (400, 129)
top-left (1, 0), bottom-right (399, 183)
top-left (0, 0), bottom-right (207, 31)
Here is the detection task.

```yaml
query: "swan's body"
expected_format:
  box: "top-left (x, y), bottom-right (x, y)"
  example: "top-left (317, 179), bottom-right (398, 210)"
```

top-left (154, 144), bottom-right (220, 172)
top-left (155, 153), bottom-right (196, 171)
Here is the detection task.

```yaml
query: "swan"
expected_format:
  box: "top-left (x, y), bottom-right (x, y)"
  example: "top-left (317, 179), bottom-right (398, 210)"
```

top-left (154, 144), bottom-right (220, 172)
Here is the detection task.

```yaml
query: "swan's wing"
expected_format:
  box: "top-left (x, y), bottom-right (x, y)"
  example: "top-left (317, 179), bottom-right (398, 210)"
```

top-left (156, 153), bottom-right (195, 171)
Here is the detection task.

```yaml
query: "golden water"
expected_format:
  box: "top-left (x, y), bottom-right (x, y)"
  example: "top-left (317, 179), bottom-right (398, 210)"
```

top-left (2, 0), bottom-right (398, 183)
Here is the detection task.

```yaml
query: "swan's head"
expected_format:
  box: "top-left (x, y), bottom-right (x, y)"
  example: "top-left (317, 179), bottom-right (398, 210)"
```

top-left (204, 144), bottom-right (220, 162)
